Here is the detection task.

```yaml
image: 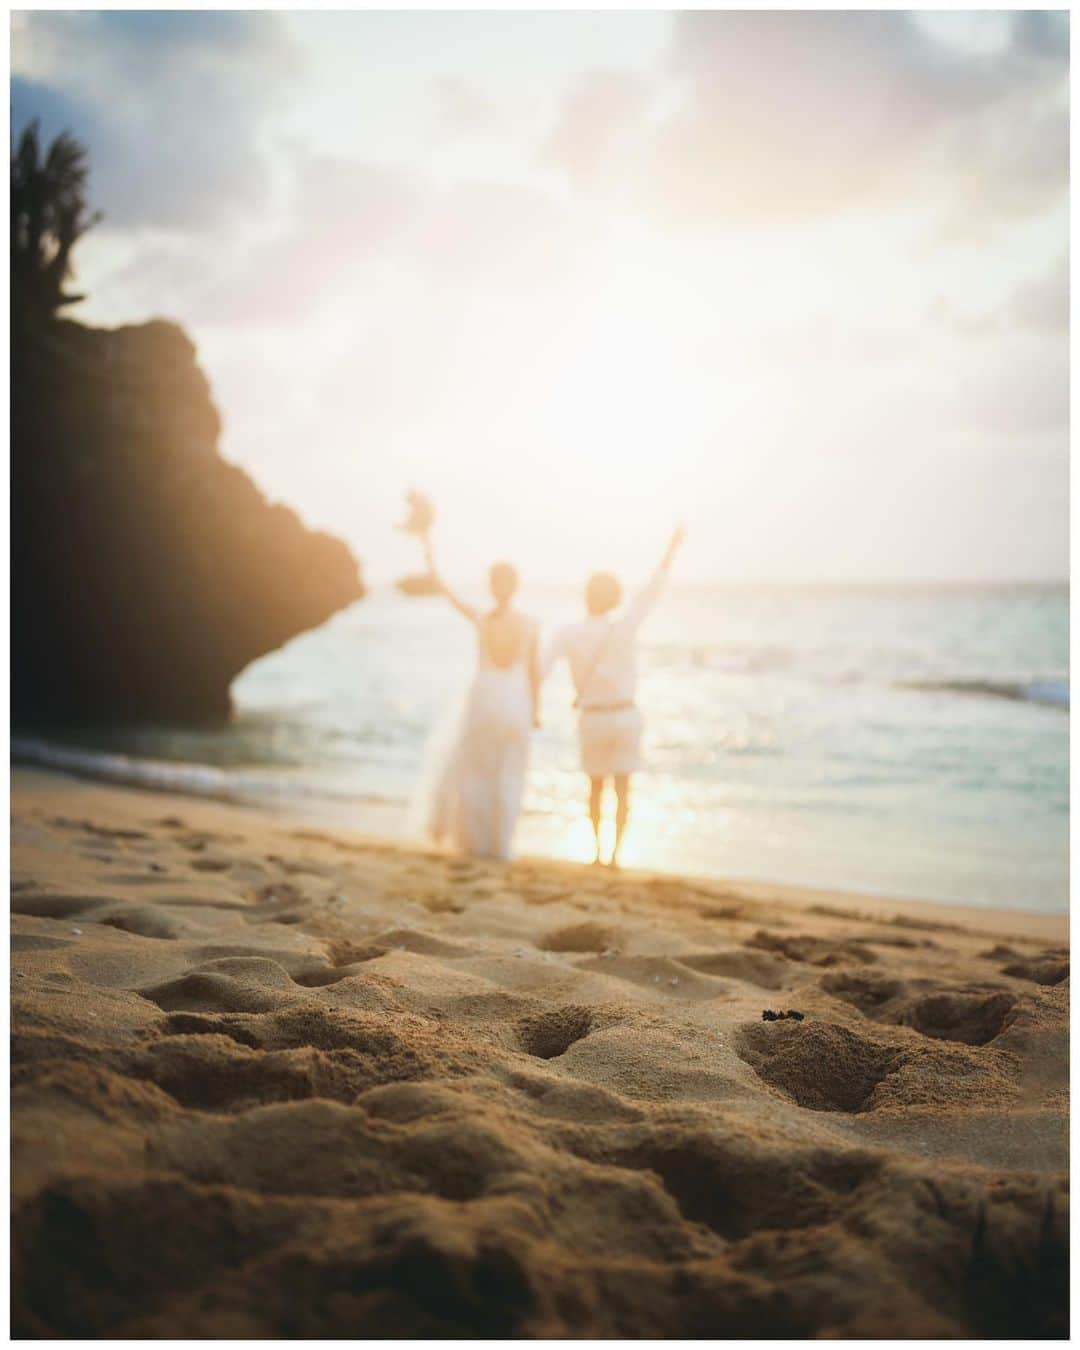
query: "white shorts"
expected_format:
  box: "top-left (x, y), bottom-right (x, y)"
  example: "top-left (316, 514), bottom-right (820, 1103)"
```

top-left (578, 706), bottom-right (643, 778)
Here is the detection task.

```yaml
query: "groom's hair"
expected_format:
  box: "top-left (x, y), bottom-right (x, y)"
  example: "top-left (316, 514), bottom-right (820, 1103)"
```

top-left (585, 572), bottom-right (622, 616)
top-left (489, 561), bottom-right (519, 602)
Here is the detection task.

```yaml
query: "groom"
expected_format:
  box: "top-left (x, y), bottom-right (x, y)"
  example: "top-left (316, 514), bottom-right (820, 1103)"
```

top-left (543, 526), bottom-right (684, 867)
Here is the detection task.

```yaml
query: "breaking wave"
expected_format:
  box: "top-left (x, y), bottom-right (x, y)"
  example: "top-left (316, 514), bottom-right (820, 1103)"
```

top-left (10, 736), bottom-right (398, 808)
top-left (900, 678), bottom-right (1069, 710)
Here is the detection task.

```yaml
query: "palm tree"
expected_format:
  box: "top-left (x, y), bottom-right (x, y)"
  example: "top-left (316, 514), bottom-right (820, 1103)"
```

top-left (11, 121), bottom-right (102, 313)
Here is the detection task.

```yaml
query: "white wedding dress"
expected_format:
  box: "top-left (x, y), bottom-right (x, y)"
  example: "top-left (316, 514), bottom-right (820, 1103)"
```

top-left (425, 620), bottom-right (535, 860)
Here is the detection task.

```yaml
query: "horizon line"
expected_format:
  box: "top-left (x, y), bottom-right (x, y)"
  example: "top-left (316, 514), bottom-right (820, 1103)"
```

top-left (362, 574), bottom-right (1069, 592)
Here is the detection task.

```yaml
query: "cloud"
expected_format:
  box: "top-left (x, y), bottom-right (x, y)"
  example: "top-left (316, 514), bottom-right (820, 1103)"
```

top-left (923, 341), bottom-right (1070, 441)
top-left (104, 158), bottom-right (593, 328)
top-left (547, 11), bottom-right (1068, 233)
top-left (189, 151), bottom-right (421, 324)
top-left (431, 77), bottom-right (498, 138)
top-left (1006, 253), bottom-right (1069, 333)
top-left (409, 179), bottom-right (592, 293)
top-left (929, 252), bottom-right (1069, 337)
top-left (11, 11), bottom-right (299, 230)
top-left (543, 70), bottom-right (650, 196)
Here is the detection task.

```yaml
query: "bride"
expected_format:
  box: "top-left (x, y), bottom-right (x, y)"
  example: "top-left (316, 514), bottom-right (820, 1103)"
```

top-left (412, 502), bottom-right (540, 860)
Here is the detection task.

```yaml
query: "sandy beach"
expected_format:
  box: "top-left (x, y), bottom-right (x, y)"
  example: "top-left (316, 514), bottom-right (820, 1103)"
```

top-left (11, 765), bottom-right (1068, 1337)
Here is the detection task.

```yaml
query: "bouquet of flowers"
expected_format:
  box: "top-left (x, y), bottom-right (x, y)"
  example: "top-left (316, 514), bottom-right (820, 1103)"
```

top-left (399, 488), bottom-right (435, 537)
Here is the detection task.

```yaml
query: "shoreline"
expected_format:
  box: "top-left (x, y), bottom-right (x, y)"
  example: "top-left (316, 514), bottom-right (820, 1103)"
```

top-left (11, 763), bottom-right (1068, 941)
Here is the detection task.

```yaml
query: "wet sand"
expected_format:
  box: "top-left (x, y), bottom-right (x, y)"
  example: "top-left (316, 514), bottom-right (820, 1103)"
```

top-left (11, 766), bottom-right (1069, 1337)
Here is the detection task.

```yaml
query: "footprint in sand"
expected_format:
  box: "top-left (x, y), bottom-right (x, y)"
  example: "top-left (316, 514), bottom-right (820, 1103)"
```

top-left (323, 938), bottom-right (389, 968)
top-left (540, 921), bottom-right (620, 954)
top-left (697, 903), bottom-right (745, 921)
top-left (735, 1018), bottom-right (903, 1113)
top-left (266, 853), bottom-right (334, 879)
top-left (247, 882), bottom-right (314, 927)
top-left (369, 928), bottom-right (472, 959)
top-left (822, 970), bottom-right (1018, 1046)
top-left (680, 948), bottom-right (792, 990)
top-left (895, 990), bottom-right (1017, 1045)
top-left (189, 858), bottom-right (232, 873)
top-left (820, 969), bottom-right (910, 1012)
top-left (523, 887), bottom-right (576, 908)
top-left (101, 871), bottom-right (174, 885)
top-left (177, 830), bottom-right (242, 854)
top-left (99, 906), bottom-right (188, 941)
top-left (737, 1010), bottom-right (1014, 1115)
top-left (11, 890), bottom-right (106, 920)
top-left (979, 943), bottom-right (1068, 986)
top-left (853, 931), bottom-right (938, 950)
top-left (51, 817), bottom-right (149, 842)
top-left (1000, 951), bottom-right (1069, 986)
top-left (748, 929), bottom-right (878, 968)
top-left (419, 893), bottom-right (466, 915)
top-left (290, 963), bottom-right (373, 988)
top-left (516, 1006), bottom-right (593, 1060)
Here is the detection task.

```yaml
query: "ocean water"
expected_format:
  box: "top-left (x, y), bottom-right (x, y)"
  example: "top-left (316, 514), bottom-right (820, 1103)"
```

top-left (14, 583), bottom-right (1068, 912)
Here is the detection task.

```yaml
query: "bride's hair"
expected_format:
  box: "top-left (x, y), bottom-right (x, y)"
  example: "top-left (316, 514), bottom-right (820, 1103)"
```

top-left (489, 562), bottom-right (518, 603)
top-left (585, 571), bottom-right (621, 615)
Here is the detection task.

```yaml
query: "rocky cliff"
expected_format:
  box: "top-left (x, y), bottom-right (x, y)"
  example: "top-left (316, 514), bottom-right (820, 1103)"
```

top-left (12, 309), bottom-right (364, 724)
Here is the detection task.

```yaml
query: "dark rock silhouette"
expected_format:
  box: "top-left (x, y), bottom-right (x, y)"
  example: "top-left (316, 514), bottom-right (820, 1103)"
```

top-left (12, 306), bottom-right (364, 724)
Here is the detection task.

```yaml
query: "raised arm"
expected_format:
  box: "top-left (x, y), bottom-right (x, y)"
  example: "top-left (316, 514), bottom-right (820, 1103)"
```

top-left (423, 531), bottom-right (479, 624)
top-left (622, 525), bottom-right (685, 632)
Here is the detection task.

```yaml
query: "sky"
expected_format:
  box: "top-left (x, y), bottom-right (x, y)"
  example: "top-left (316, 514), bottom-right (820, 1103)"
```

top-left (11, 9), bottom-right (1070, 586)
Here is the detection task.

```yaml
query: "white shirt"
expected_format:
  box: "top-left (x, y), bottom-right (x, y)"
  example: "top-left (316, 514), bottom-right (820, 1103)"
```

top-left (542, 568), bottom-right (667, 710)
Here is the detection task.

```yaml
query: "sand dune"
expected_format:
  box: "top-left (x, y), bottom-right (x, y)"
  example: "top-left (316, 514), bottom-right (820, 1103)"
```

top-left (11, 767), bottom-right (1068, 1337)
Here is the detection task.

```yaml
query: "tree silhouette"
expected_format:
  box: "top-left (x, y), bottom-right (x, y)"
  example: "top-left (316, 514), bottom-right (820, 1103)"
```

top-left (11, 121), bottom-right (101, 313)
